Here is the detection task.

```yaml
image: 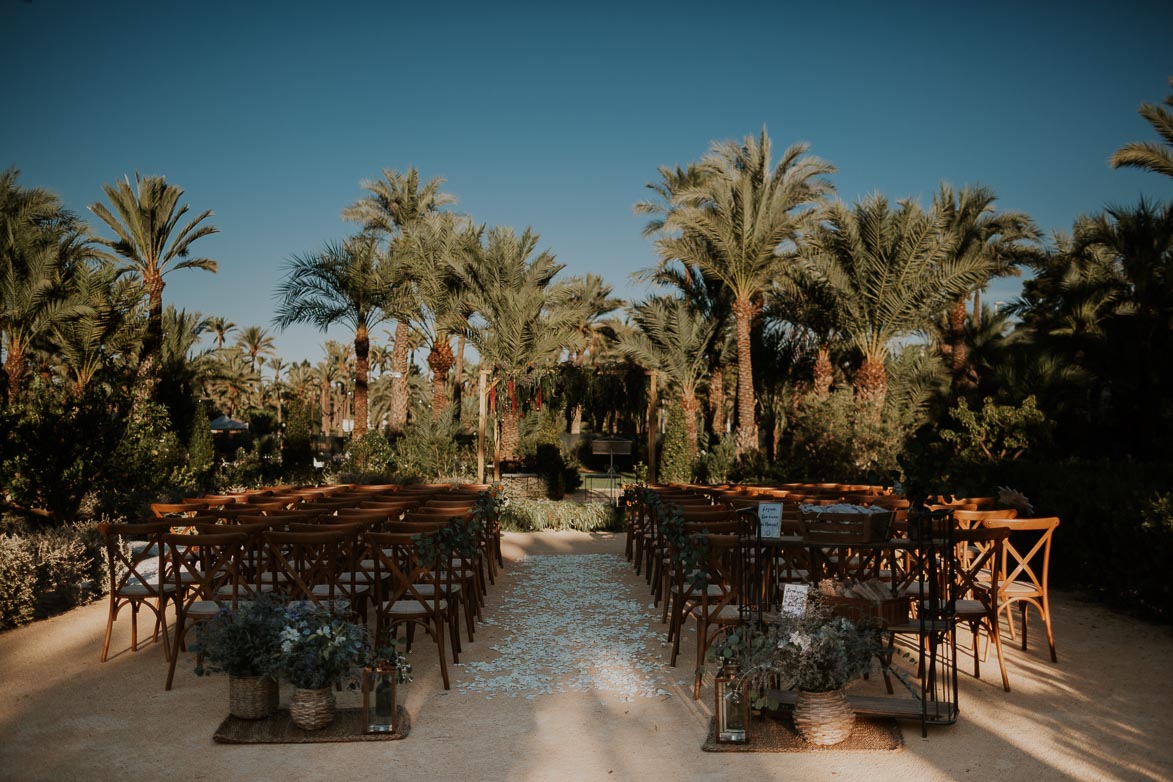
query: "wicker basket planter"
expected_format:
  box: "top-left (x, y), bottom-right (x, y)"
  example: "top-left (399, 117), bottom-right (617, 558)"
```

top-left (228, 675), bottom-right (279, 720)
top-left (290, 687), bottom-right (337, 731)
top-left (793, 688), bottom-right (855, 745)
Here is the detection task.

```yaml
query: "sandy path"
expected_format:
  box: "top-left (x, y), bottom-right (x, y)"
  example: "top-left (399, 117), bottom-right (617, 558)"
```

top-left (1, 531), bottom-right (1170, 781)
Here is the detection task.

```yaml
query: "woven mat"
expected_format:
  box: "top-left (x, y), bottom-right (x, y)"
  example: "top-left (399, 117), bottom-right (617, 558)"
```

top-left (702, 710), bottom-right (903, 753)
top-left (214, 706), bottom-right (411, 744)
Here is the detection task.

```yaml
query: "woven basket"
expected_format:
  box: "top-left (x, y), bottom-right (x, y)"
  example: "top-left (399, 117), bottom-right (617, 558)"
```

top-left (290, 687), bottom-right (337, 731)
top-left (793, 688), bottom-right (855, 746)
top-left (228, 675), bottom-right (278, 720)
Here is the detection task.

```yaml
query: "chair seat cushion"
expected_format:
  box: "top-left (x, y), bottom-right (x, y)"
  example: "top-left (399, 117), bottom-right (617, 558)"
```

top-left (384, 599), bottom-right (447, 615)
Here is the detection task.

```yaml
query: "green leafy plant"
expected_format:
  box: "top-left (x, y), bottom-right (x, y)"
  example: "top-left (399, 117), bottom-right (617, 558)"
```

top-left (273, 603), bottom-right (371, 689)
top-left (499, 499), bottom-right (615, 532)
top-left (940, 395), bottom-right (1050, 463)
top-left (192, 593), bottom-right (286, 677)
top-left (658, 404), bottom-right (694, 483)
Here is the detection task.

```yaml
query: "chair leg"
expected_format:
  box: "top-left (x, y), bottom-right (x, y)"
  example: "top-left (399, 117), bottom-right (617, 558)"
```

top-left (1041, 597), bottom-right (1058, 663)
top-left (165, 611), bottom-right (186, 691)
top-left (101, 598), bottom-right (118, 662)
top-left (436, 618), bottom-right (451, 690)
top-left (990, 617), bottom-right (1010, 692)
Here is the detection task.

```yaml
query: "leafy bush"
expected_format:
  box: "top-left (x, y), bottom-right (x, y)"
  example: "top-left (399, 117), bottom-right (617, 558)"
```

top-left (499, 499), bottom-right (618, 532)
top-left (695, 433), bottom-right (737, 484)
top-left (390, 408), bottom-right (472, 479)
top-left (519, 409), bottom-right (581, 499)
top-left (282, 397), bottom-right (317, 470)
top-left (342, 431), bottom-right (394, 475)
top-left (658, 405), bottom-right (694, 484)
top-left (193, 593), bottom-right (286, 677)
top-left (0, 519), bottom-right (107, 630)
top-left (940, 395), bottom-right (1051, 463)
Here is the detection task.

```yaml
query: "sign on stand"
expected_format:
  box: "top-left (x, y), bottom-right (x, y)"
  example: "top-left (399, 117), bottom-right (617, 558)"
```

top-left (781, 583), bottom-right (810, 617)
top-left (757, 502), bottom-right (783, 538)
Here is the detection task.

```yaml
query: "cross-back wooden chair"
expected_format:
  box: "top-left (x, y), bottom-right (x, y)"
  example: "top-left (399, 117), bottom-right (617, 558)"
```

top-left (689, 533), bottom-right (748, 699)
top-left (953, 508), bottom-right (1018, 530)
top-left (164, 529), bottom-right (248, 690)
top-left (98, 521), bottom-right (178, 662)
top-left (262, 528), bottom-right (351, 612)
top-left (150, 501), bottom-right (208, 518)
top-left (982, 516), bottom-right (1060, 663)
top-left (364, 530), bottom-right (458, 690)
top-left (951, 526), bottom-right (1011, 691)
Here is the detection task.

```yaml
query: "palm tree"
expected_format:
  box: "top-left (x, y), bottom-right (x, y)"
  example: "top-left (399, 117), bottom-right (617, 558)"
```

top-left (211, 347), bottom-right (256, 418)
top-left (235, 324), bottom-right (277, 405)
top-left (397, 212), bottom-right (479, 416)
top-left (455, 226), bottom-right (573, 464)
top-left (274, 235), bottom-right (391, 436)
top-left (655, 130), bottom-right (835, 453)
top-left (800, 194), bottom-right (990, 409)
top-left (267, 356), bottom-right (288, 426)
top-left (88, 174), bottom-right (218, 401)
top-left (206, 316), bottom-right (236, 351)
top-left (343, 167), bottom-right (456, 433)
top-left (561, 273), bottom-right (623, 433)
top-left (619, 296), bottom-right (716, 460)
top-left (1110, 77), bottom-right (1173, 178)
top-left (932, 184), bottom-right (1038, 390)
top-left (50, 262), bottom-right (141, 395)
top-left (1, 172), bottom-right (93, 401)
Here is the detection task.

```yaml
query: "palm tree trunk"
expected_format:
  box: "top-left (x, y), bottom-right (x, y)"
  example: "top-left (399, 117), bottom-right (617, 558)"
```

top-left (427, 334), bottom-right (454, 416)
top-left (452, 335), bottom-right (465, 423)
top-left (732, 299), bottom-right (758, 454)
top-left (813, 346), bottom-right (833, 396)
top-left (500, 404), bottom-right (520, 462)
top-left (319, 383), bottom-right (330, 436)
top-left (855, 355), bottom-right (888, 412)
top-left (708, 363), bottom-right (725, 437)
top-left (4, 344), bottom-right (26, 402)
top-left (135, 273), bottom-right (165, 406)
top-left (949, 296), bottom-right (968, 389)
top-left (354, 324), bottom-right (370, 436)
top-left (389, 321), bottom-right (410, 434)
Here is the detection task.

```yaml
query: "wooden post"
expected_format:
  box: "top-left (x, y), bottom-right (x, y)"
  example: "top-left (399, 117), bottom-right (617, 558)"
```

top-left (646, 370), bottom-right (657, 483)
top-left (477, 369), bottom-right (488, 483)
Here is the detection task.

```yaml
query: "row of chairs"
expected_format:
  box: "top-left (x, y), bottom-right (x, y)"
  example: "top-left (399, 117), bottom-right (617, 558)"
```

top-left (623, 485), bottom-right (1060, 698)
top-left (99, 483), bottom-right (500, 692)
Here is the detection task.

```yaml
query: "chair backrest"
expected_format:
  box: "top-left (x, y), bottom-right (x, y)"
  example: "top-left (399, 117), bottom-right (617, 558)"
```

top-left (262, 528), bottom-right (347, 605)
top-left (364, 530), bottom-right (449, 614)
top-left (981, 517), bottom-right (1060, 598)
top-left (953, 508), bottom-right (1018, 529)
top-left (99, 521), bottom-right (174, 596)
top-left (166, 530), bottom-right (248, 608)
top-left (150, 502), bottom-right (208, 518)
top-left (951, 527), bottom-right (1010, 608)
top-left (678, 506), bottom-right (736, 523)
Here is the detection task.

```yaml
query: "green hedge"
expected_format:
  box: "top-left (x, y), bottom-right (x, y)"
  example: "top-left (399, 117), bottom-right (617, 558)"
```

top-left (0, 520), bottom-right (108, 631)
top-left (499, 500), bottom-right (620, 533)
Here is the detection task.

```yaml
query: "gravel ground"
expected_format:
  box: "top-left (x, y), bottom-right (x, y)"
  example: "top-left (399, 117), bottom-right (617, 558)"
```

top-left (1, 531), bottom-right (1170, 782)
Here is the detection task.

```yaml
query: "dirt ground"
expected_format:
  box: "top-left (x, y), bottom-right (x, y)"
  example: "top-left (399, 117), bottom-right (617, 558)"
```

top-left (1, 531), bottom-right (1170, 782)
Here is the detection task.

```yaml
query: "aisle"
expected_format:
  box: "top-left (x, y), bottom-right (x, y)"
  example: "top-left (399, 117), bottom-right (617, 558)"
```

top-left (457, 553), bottom-right (676, 701)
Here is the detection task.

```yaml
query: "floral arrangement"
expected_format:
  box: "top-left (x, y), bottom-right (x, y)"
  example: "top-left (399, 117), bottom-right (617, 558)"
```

top-left (192, 593), bottom-right (286, 678)
top-left (709, 601), bottom-right (878, 705)
top-left (273, 603), bottom-right (371, 689)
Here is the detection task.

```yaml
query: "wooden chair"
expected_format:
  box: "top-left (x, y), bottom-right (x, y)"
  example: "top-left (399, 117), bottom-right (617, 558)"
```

top-left (149, 501), bottom-right (207, 518)
top-left (364, 530), bottom-right (459, 690)
top-left (952, 526), bottom-right (1011, 691)
top-left (953, 508), bottom-right (1018, 529)
top-left (982, 517), bottom-right (1060, 663)
top-left (163, 529), bottom-right (248, 690)
top-left (97, 521), bottom-right (178, 662)
top-left (262, 528), bottom-right (352, 611)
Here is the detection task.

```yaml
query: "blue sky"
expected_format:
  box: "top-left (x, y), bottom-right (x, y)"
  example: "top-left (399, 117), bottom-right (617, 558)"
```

top-left (3, 1), bottom-right (1171, 366)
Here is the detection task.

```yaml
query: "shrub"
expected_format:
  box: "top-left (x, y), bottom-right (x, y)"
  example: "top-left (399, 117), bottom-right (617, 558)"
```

top-left (0, 534), bottom-right (36, 630)
top-left (342, 431), bottom-right (394, 475)
top-left (499, 499), bottom-right (618, 533)
top-left (390, 408), bottom-right (472, 479)
top-left (519, 409), bottom-right (581, 499)
top-left (0, 519), bottom-right (107, 630)
top-left (658, 405), bottom-right (694, 484)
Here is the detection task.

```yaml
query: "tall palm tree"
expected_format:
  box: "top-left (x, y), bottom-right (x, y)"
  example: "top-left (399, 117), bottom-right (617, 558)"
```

top-left (274, 234), bottom-right (391, 437)
top-left (397, 212), bottom-right (479, 416)
top-left (619, 296), bottom-right (716, 460)
top-left (656, 130), bottom-right (835, 453)
top-left (933, 184), bottom-right (1038, 390)
top-left (1, 172), bottom-right (92, 401)
top-left (1110, 77), bottom-right (1173, 178)
top-left (454, 226), bottom-right (573, 464)
top-left (211, 347), bottom-right (256, 418)
top-left (800, 194), bottom-right (990, 409)
top-left (343, 167), bottom-right (456, 433)
top-left (561, 273), bottom-right (623, 433)
top-left (50, 262), bottom-right (141, 395)
top-left (235, 325), bottom-right (277, 405)
top-left (267, 356), bottom-right (288, 426)
top-left (88, 174), bottom-right (218, 401)
top-left (206, 316), bottom-right (236, 351)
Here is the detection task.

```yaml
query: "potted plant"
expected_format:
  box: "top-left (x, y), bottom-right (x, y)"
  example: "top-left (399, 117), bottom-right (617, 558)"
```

top-left (709, 602), bottom-right (878, 746)
top-left (273, 603), bottom-right (370, 730)
top-left (192, 594), bottom-right (285, 720)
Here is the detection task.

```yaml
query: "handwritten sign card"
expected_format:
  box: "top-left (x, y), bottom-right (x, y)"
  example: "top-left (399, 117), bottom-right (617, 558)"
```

top-left (757, 502), bottom-right (783, 538)
top-left (781, 583), bottom-right (809, 617)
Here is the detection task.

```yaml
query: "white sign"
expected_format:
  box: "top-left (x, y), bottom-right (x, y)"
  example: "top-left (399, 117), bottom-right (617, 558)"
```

top-left (758, 502), bottom-right (783, 538)
top-left (781, 583), bottom-right (810, 617)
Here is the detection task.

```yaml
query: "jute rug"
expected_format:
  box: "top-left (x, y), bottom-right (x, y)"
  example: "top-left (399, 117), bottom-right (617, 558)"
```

top-left (702, 710), bottom-right (903, 753)
top-left (214, 706), bottom-right (411, 744)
